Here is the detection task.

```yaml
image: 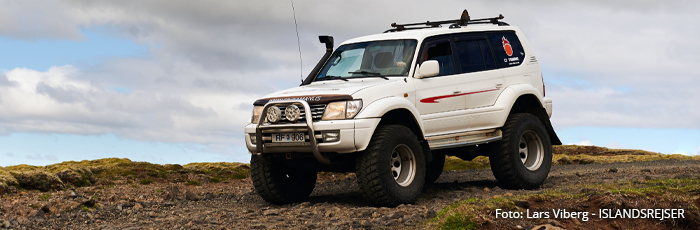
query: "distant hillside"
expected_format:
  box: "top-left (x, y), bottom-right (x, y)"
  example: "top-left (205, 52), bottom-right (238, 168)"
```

top-left (2, 145), bottom-right (698, 195)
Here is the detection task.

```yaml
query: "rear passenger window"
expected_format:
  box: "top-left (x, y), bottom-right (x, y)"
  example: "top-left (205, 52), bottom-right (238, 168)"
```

top-left (455, 40), bottom-right (484, 73)
top-left (421, 41), bottom-right (455, 76)
top-left (487, 31), bottom-right (525, 68)
top-left (454, 39), bottom-right (497, 73)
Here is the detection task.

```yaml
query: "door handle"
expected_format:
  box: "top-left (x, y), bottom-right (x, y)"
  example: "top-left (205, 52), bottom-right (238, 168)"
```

top-left (495, 83), bottom-right (503, 89)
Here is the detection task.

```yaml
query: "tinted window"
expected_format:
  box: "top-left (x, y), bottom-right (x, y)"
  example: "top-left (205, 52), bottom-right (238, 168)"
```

top-left (487, 31), bottom-right (525, 68)
top-left (421, 41), bottom-right (454, 76)
top-left (479, 40), bottom-right (497, 70)
top-left (455, 40), bottom-right (484, 73)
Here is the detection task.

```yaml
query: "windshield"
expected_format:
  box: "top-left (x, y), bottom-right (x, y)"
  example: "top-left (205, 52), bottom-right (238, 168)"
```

top-left (315, 39), bottom-right (417, 81)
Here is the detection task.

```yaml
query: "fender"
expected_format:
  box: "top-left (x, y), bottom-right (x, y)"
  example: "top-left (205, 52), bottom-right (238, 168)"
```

top-left (355, 96), bottom-right (425, 137)
top-left (490, 84), bottom-right (561, 145)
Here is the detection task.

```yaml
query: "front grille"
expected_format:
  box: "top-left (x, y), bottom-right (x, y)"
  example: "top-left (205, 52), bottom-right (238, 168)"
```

top-left (275, 104), bottom-right (326, 124)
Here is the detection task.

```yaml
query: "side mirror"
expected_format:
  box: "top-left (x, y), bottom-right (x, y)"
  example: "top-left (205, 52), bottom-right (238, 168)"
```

top-left (416, 60), bottom-right (439, 79)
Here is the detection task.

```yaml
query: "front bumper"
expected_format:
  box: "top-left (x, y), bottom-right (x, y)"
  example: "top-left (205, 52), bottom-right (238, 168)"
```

top-left (244, 99), bottom-right (379, 164)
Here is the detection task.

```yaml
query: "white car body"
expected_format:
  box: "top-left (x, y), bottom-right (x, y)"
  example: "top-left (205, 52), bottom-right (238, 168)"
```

top-left (244, 24), bottom-right (559, 160)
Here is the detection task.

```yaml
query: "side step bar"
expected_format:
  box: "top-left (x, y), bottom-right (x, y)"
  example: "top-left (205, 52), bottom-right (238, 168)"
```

top-left (427, 129), bottom-right (502, 150)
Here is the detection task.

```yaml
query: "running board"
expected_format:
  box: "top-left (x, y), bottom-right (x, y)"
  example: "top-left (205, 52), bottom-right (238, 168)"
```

top-left (427, 129), bottom-right (502, 150)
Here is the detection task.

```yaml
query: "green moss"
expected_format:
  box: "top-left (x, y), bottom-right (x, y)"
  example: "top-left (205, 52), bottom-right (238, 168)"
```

top-left (184, 180), bottom-right (200, 186)
top-left (39, 193), bottom-right (52, 201)
top-left (126, 180), bottom-right (133, 184)
top-left (431, 177), bottom-right (700, 229)
top-left (443, 156), bottom-right (490, 171)
top-left (139, 179), bottom-right (154, 185)
top-left (5, 164), bottom-right (42, 171)
top-left (439, 213), bottom-right (478, 230)
top-left (211, 177), bottom-right (222, 183)
top-left (121, 171), bottom-right (136, 177)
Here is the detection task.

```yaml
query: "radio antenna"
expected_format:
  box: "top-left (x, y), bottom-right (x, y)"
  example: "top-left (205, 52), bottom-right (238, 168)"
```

top-left (290, 0), bottom-right (303, 83)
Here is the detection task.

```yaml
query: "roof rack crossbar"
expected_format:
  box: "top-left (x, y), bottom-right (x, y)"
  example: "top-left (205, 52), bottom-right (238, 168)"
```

top-left (385, 9), bottom-right (507, 33)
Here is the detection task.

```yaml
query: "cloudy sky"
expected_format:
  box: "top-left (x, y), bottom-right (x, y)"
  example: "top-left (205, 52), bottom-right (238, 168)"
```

top-left (1, 0), bottom-right (699, 166)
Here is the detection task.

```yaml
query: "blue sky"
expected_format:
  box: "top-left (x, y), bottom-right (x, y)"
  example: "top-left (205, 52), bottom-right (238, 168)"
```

top-left (1, 1), bottom-right (699, 166)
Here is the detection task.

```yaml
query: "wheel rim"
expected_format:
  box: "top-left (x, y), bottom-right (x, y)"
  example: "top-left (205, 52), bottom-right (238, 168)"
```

top-left (390, 144), bottom-right (416, 187)
top-left (518, 130), bottom-right (544, 171)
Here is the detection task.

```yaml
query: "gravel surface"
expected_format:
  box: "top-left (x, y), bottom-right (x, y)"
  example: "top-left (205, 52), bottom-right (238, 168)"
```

top-left (1, 159), bottom-right (698, 230)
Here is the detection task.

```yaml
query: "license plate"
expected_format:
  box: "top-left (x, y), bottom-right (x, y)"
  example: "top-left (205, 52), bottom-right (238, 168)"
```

top-left (272, 133), bottom-right (305, 142)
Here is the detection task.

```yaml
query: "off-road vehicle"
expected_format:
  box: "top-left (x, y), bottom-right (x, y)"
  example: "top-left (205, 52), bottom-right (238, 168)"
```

top-left (244, 10), bottom-right (561, 206)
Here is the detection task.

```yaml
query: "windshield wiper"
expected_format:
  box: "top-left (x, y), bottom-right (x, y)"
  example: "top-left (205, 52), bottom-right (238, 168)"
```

top-left (317, 75), bottom-right (348, 81)
top-left (348, 71), bottom-right (389, 80)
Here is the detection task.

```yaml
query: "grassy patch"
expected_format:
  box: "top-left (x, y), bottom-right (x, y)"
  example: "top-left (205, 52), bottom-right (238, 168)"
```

top-left (444, 156), bottom-right (490, 171)
top-left (184, 180), bottom-right (200, 186)
top-left (440, 213), bottom-right (478, 230)
top-left (429, 177), bottom-right (700, 229)
top-left (442, 145), bottom-right (700, 171)
top-left (211, 177), bottom-right (222, 183)
top-left (39, 193), bottom-right (52, 201)
top-left (120, 170), bottom-right (137, 177)
top-left (139, 178), bottom-right (154, 185)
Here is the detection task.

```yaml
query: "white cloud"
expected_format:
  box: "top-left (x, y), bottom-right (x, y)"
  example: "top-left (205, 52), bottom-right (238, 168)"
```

top-left (0, 0), bottom-right (699, 160)
top-left (605, 142), bottom-right (623, 149)
top-left (569, 140), bottom-right (594, 146)
top-left (0, 66), bottom-right (263, 151)
top-left (697, 146), bottom-right (700, 155)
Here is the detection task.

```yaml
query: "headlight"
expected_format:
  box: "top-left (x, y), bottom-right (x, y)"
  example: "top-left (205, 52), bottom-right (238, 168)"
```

top-left (322, 100), bottom-right (362, 120)
top-left (251, 106), bottom-right (263, 123)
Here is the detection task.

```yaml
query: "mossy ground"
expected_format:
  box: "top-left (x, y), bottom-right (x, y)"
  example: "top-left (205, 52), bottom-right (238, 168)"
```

top-left (1, 158), bottom-right (250, 192)
top-left (443, 145), bottom-right (700, 171)
top-left (428, 177), bottom-right (700, 229)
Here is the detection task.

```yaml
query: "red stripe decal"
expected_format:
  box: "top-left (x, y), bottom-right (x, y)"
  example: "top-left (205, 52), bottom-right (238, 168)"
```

top-left (419, 88), bottom-right (499, 103)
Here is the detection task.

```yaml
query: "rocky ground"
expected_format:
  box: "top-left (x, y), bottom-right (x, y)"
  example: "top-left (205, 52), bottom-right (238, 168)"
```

top-left (1, 158), bottom-right (699, 230)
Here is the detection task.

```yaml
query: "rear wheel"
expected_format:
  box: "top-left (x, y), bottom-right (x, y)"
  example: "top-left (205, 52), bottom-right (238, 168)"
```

top-left (251, 156), bottom-right (317, 204)
top-left (356, 125), bottom-right (426, 207)
top-left (489, 113), bottom-right (552, 189)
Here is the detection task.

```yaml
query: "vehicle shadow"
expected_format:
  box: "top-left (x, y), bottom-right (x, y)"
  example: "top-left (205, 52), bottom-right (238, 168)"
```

top-left (303, 177), bottom-right (501, 207)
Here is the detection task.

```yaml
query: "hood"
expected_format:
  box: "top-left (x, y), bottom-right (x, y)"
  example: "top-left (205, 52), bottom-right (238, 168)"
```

top-left (253, 78), bottom-right (402, 105)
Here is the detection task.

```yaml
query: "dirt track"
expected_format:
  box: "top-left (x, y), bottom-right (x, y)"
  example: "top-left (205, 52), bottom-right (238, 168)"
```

top-left (1, 159), bottom-right (699, 230)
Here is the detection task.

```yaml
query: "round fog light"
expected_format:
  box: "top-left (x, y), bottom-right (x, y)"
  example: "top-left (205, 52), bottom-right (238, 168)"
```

top-left (266, 106), bottom-right (281, 123)
top-left (285, 104), bottom-right (300, 122)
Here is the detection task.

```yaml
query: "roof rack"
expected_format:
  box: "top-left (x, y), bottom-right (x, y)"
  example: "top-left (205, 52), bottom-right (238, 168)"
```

top-left (384, 10), bottom-right (509, 33)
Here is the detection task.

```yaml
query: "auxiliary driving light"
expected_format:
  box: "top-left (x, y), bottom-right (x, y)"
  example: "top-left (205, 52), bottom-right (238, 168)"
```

top-left (249, 134), bottom-right (257, 144)
top-left (266, 106), bottom-right (281, 123)
top-left (323, 131), bottom-right (340, 142)
top-left (285, 104), bottom-right (301, 122)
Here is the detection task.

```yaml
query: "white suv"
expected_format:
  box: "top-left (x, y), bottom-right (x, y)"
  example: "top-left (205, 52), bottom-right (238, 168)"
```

top-left (244, 10), bottom-right (561, 206)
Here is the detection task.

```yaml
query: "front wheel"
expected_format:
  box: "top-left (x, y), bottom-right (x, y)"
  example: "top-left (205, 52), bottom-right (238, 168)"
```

top-left (251, 156), bottom-right (317, 204)
top-left (489, 113), bottom-right (552, 189)
top-left (356, 125), bottom-right (426, 207)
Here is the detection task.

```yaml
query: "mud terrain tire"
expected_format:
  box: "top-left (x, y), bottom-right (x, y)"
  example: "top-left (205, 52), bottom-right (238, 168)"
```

top-left (251, 156), bottom-right (317, 204)
top-left (490, 113), bottom-right (552, 189)
top-left (356, 125), bottom-right (426, 207)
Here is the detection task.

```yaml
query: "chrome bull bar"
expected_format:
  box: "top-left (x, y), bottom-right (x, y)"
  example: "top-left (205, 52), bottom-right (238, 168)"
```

top-left (254, 99), bottom-right (331, 164)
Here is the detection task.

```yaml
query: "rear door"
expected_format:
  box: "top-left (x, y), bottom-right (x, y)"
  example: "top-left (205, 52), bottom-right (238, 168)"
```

top-left (452, 34), bottom-right (505, 110)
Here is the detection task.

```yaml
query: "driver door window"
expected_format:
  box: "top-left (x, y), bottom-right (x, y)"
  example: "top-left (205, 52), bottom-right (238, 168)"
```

top-left (421, 41), bottom-right (455, 76)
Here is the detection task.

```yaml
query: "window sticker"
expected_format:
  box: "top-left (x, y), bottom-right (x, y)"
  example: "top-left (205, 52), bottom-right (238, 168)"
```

top-left (502, 36), bottom-right (513, 57)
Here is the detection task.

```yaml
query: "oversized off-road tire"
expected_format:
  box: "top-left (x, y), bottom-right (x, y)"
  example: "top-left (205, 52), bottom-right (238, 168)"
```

top-left (490, 113), bottom-right (552, 189)
top-left (251, 156), bottom-right (317, 204)
top-left (356, 125), bottom-right (426, 207)
top-left (425, 150), bottom-right (445, 184)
